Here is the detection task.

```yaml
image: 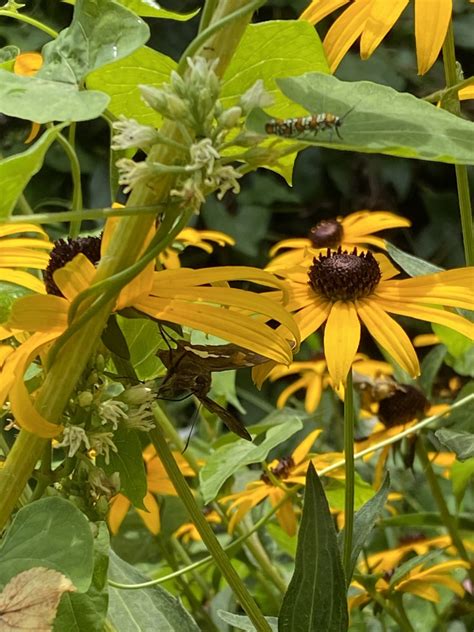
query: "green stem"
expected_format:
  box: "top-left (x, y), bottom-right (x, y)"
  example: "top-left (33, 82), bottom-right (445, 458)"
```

top-left (0, 10), bottom-right (58, 38)
top-left (423, 76), bottom-right (474, 104)
top-left (54, 130), bottom-right (83, 238)
top-left (442, 20), bottom-right (474, 266)
top-left (416, 441), bottom-right (474, 585)
top-left (148, 418), bottom-right (271, 632)
top-left (152, 402), bottom-right (201, 474)
top-left (15, 194), bottom-right (34, 215)
top-left (343, 369), bottom-right (355, 584)
top-left (6, 205), bottom-right (162, 225)
top-left (361, 583), bottom-right (414, 632)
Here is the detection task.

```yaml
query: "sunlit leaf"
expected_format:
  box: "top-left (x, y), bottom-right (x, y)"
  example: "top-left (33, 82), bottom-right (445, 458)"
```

top-left (435, 428), bottom-right (474, 461)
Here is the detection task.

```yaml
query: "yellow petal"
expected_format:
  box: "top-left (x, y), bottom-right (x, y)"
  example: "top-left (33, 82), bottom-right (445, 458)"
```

top-left (356, 298), bottom-right (420, 376)
top-left (269, 238), bottom-right (312, 258)
top-left (413, 333), bottom-right (440, 347)
top-left (0, 223), bottom-right (49, 239)
top-left (305, 375), bottom-right (324, 413)
top-left (324, 301), bottom-right (361, 386)
top-left (415, 0), bottom-right (452, 75)
top-left (9, 333), bottom-right (63, 437)
top-left (8, 294), bottom-right (68, 332)
top-left (294, 298), bottom-right (332, 340)
top-left (361, 0), bottom-right (409, 58)
top-left (276, 376), bottom-right (309, 409)
top-left (53, 253), bottom-right (96, 302)
top-left (274, 495), bottom-right (298, 537)
top-left (152, 266), bottom-right (289, 291)
top-left (137, 492), bottom-right (161, 535)
top-left (397, 580), bottom-right (441, 602)
top-left (459, 85), bottom-right (474, 100)
top-left (300, 0), bottom-right (350, 24)
top-left (116, 262), bottom-right (154, 310)
top-left (323, 0), bottom-right (373, 72)
top-left (25, 122), bottom-right (41, 144)
top-left (135, 297), bottom-right (293, 364)
top-left (107, 494), bottom-right (131, 535)
top-left (13, 52), bottom-right (43, 77)
top-left (292, 428), bottom-right (323, 464)
top-left (375, 298), bottom-right (474, 341)
top-left (342, 210), bottom-right (411, 235)
top-left (0, 270), bottom-right (45, 294)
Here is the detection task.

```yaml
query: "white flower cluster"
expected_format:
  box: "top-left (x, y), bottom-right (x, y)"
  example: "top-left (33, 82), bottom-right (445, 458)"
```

top-left (112, 57), bottom-right (274, 209)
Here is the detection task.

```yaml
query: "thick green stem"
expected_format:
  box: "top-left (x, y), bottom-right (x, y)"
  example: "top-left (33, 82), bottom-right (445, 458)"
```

top-left (343, 369), bottom-right (355, 584)
top-left (442, 20), bottom-right (474, 266)
top-left (7, 205), bottom-right (162, 226)
top-left (152, 403), bottom-right (201, 474)
top-left (416, 441), bottom-right (474, 585)
top-left (0, 0), bottom-right (260, 532)
top-left (148, 418), bottom-right (272, 632)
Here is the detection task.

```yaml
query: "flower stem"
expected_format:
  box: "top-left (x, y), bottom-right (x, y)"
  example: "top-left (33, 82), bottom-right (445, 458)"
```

top-left (152, 403), bottom-right (201, 474)
top-left (53, 130), bottom-right (83, 238)
top-left (343, 369), bottom-right (355, 584)
top-left (6, 205), bottom-right (162, 226)
top-left (416, 441), bottom-right (474, 585)
top-left (442, 19), bottom-right (474, 266)
top-left (0, 10), bottom-right (58, 38)
top-left (148, 419), bottom-right (272, 632)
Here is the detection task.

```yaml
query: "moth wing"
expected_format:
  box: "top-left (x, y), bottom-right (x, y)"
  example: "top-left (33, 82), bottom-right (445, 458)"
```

top-left (199, 395), bottom-right (252, 442)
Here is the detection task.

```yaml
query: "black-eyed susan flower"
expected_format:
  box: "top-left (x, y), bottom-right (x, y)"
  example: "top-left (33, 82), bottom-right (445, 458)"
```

top-left (108, 444), bottom-right (195, 535)
top-left (2, 221), bottom-right (298, 436)
top-left (267, 211), bottom-right (410, 272)
top-left (301, 0), bottom-right (456, 75)
top-left (13, 52), bottom-right (43, 143)
top-left (222, 429), bottom-right (345, 536)
top-left (270, 353), bottom-right (392, 413)
top-left (174, 509), bottom-right (222, 543)
top-left (255, 248), bottom-right (474, 388)
top-left (350, 559), bottom-right (470, 609)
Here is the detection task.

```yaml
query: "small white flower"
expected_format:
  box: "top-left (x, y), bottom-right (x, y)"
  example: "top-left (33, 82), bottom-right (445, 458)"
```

top-left (190, 138), bottom-right (220, 174)
top-left (99, 399), bottom-right (128, 430)
top-left (240, 80), bottom-right (274, 114)
top-left (116, 159), bottom-right (156, 194)
top-left (205, 165), bottom-right (242, 199)
top-left (55, 425), bottom-right (90, 458)
top-left (89, 432), bottom-right (117, 466)
top-left (112, 116), bottom-right (159, 152)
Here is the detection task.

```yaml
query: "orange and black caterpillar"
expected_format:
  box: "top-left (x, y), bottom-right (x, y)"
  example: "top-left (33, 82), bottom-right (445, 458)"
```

top-left (265, 107), bottom-right (355, 140)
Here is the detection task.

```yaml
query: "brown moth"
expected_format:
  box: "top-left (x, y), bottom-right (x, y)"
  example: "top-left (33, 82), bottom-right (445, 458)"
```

top-left (157, 338), bottom-right (270, 441)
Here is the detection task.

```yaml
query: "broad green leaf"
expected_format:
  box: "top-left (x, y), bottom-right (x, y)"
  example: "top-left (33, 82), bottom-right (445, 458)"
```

top-left (385, 242), bottom-right (443, 276)
top-left (381, 512), bottom-right (474, 530)
top-left (451, 458), bottom-right (474, 502)
top-left (0, 124), bottom-right (66, 218)
top-left (117, 314), bottom-right (163, 380)
top-left (108, 550), bottom-right (200, 631)
top-left (324, 472), bottom-right (375, 513)
top-left (87, 46), bottom-right (176, 126)
top-left (0, 282), bottom-right (33, 324)
top-left (436, 428), bottom-right (474, 461)
top-left (54, 522), bottom-right (109, 632)
top-left (63, 0), bottom-right (199, 20)
top-left (97, 425), bottom-right (147, 508)
top-left (337, 474), bottom-right (390, 585)
top-left (0, 70), bottom-right (109, 123)
top-left (419, 344), bottom-right (447, 397)
top-left (432, 323), bottom-right (474, 377)
top-left (266, 523), bottom-right (297, 558)
top-left (38, 0), bottom-right (149, 85)
top-left (0, 44), bottom-right (19, 70)
top-left (221, 20), bottom-right (329, 183)
top-left (0, 497), bottom-right (93, 592)
top-left (101, 314), bottom-right (131, 360)
top-left (200, 411), bottom-right (304, 503)
top-left (247, 73), bottom-right (474, 165)
top-left (279, 463), bottom-right (348, 632)
top-left (217, 611), bottom-right (278, 632)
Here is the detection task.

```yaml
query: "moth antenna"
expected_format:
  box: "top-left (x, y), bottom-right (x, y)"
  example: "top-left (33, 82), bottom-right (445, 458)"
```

top-left (183, 406), bottom-right (200, 453)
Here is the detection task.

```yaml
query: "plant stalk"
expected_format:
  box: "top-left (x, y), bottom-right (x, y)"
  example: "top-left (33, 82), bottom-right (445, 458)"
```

top-left (342, 369), bottom-right (355, 584)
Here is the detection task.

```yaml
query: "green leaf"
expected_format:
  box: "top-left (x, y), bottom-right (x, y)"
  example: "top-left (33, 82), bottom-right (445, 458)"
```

top-left (87, 46), bottom-right (176, 126)
top-left (0, 124), bottom-right (66, 219)
top-left (0, 497), bottom-right (94, 592)
top-left (385, 242), bottom-right (443, 276)
top-left (54, 522), bottom-right (109, 632)
top-left (217, 611), bottom-right (278, 631)
top-left (451, 458), bottom-right (474, 503)
top-left (381, 512), bottom-right (474, 531)
top-left (108, 550), bottom-right (200, 631)
top-left (0, 282), bottom-right (33, 324)
top-left (435, 428), bottom-right (474, 461)
top-left (247, 72), bottom-right (474, 165)
top-left (117, 314), bottom-right (163, 380)
top-left (38, 0), bottom-right (149, 85)
top-left (0, 70), bottom-right (110, 123)
top-left (324, 472), bottom-right (375, 513)
top-left (102, 314), bottom-right (131, 360)
top-left (221, 20), bottom-right (329, 183)
top-left (279, 463), bottom-right (348, 632)
top-left (63, 0), bottom-right (199, 20)
top-left (419, 344), bottom-right (447, 397)
top-left (389, 550), bottom-right (442, 586)
top-left (199, 411), bottom-right (304, 503)
top-left (97, 425), bottom-right (147, 508)
top-left (432, 323), bottom-right (474, 377)
top-left (0, 44), bottom-right (19, 67)
top-left (337, 474), bottom-right (390, 585)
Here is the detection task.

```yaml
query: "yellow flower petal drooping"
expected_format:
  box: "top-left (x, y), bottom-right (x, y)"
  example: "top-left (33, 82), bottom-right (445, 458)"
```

top-left (13, 52), bottom-right (43, 143)
top-left (300, 0), bottom-right (454, 75)
top-left (0, 223), bottom-right (52, 293)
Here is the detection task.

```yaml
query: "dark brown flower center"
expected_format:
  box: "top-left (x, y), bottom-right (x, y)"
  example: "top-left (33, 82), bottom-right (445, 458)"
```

top-left (44, 236), bottom-right (101, 296)
top-left (309, 219), bottom-right (343, 248)
top-left (308, 247), bottom-right (381, 301)
top-left (378, 385), bottom-right (430, 427)
top-left (260, 456), bottom-right (295, 484)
